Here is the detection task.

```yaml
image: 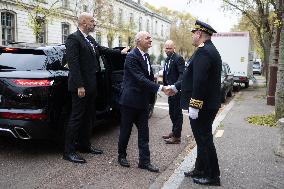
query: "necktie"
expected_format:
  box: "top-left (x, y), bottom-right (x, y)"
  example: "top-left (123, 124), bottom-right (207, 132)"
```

top-left (165, 58), bottom-right (170, 74)
top-left (86, 36), bottom-right (95, 53)
top-left (143, 53), bottom-right (151, 75)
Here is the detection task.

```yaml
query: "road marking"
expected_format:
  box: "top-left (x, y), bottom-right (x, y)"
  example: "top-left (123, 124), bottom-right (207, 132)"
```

top-left (215, 130), bottom-right (224, 138)
top-left (158, 100), bottom-right (235, 189)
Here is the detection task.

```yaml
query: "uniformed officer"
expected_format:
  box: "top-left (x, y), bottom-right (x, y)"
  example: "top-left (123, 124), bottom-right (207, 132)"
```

top-left (172, 20), bottom-right (222, 186)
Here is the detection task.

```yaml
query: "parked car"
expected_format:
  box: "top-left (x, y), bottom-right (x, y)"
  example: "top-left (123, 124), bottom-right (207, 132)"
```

top-left (221, 62), bottom-right (234, 103)
top-left (151, 64), bottom-right (163, 84)
top-left (0, 45), bottom-right (156, 140)
top-left (253, 61), bottom-right (262, 75)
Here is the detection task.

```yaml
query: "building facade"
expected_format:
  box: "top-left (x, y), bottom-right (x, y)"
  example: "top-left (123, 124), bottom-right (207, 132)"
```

top-left (0, 0), bottom-right (171, 62)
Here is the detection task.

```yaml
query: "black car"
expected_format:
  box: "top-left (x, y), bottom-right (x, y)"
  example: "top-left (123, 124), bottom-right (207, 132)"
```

top-left (220, 62), bottom-right (234, 102)
top-left (0, 45), bottom-right (156, 140)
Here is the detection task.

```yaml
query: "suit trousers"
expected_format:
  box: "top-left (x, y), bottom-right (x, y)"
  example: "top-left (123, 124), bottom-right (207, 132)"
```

top-left (190, 109), bottom-right (220, 178)
top-left (64, 92), bottom-right (95, 154)
top-left (118, 105), bottom-right (150, 165)
top-left (168, 93), bottom-right (183, 138)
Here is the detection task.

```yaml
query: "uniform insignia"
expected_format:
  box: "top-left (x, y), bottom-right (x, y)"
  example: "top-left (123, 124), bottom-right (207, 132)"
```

top-left (189, 98), bottom-right (203, 109)
top-left (198, 43), bottom-right (204, 48)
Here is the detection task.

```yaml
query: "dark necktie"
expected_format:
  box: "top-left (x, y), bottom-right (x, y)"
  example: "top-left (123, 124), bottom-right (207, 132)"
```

top-left (143, 53), bottom-right (151, 75)
top-left (86, 36), bottom-right (95, 53)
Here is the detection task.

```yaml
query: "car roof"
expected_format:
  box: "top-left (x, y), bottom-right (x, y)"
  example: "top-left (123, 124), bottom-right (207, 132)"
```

top-left (0, 44), bottom-right (65, 56)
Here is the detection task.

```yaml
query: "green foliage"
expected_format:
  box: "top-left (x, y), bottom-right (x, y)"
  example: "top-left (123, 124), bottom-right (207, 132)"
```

top-left (144, 3), bottom-right (196, 59)
top-left (157, 54), bottom-right (165, 65)
top-left (16, 0), bottom-right (60, 41)
top-left (247, 113), bottom-right (277, 127)
top-left (218, 123), bottom-right (225, 128)
top-left (150, 54), bottom-right (156, 63)
top-left (94, 0), bottom-right (136, 47)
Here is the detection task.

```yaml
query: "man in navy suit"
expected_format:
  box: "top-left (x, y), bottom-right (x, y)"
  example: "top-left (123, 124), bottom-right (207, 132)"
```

top-left (118, 31), bottom-right (168, 172)
top-left (162, 40), bottom-right (185, 144)
top-left (63, 12), bottom-right (129, 164)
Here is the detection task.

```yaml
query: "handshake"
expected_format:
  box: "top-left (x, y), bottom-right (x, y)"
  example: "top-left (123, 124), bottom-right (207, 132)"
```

top-left (161, 85), bottom-right (177, 96)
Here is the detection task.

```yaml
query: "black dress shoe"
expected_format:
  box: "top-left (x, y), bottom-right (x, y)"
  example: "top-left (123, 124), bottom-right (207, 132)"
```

top-left (63, 152), bottom-right (86, 164)
top-left (193, 177), bottom-right (221, 186)
top-left (138, 163), bottom-right (159, 173)
top-left (79, 146), bottom-right (103, 155)
top-left (184, 169), bottom-right (204, 177)
top-left (118, 157), bottom-right (130, 167)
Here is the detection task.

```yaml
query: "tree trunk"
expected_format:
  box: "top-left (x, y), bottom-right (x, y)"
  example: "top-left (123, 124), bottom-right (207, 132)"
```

top-left (275, 0), bottom-right (284, 158)
top-left (275, 0), bottom-right (284, 119)
top-left (275, 118), bottom-right (284, 157)
top-left (263, 32), bottom-right (272, 86)
top-left (267, 27), bottom-right (281, 105)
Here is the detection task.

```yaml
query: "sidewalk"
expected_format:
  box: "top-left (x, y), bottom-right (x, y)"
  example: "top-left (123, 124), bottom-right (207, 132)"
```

top-left (152, 87), bottom-right (284, 189)
top-left (176, 86), bottom-right (284, 188)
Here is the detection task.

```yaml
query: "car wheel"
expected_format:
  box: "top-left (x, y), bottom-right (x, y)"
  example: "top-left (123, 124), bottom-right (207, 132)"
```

top-left (55, 108), bottom-right (70, 146)
top-left (244, 81), bottom-right (249, 88)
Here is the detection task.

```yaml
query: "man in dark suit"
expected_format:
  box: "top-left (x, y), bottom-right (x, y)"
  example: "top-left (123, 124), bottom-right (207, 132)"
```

top-left (118, 31), bottom-right (168, 172)
top-left (63, 12), bottom-right (129, 163)
top-left (172, 20), bottom-right (222, 186)
top-left (162, 40), bottom-right (185, 144)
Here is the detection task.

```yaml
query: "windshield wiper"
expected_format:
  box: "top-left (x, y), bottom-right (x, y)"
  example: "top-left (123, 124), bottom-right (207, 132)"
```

top-left (0, 65), bottom-right (16, 70)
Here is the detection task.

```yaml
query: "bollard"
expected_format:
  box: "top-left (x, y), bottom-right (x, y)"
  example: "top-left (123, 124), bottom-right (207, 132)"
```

top-left (275, 118), bottom-right (284, 157)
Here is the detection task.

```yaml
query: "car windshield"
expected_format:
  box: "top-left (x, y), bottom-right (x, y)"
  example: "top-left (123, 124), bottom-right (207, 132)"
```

top-left (253, 62), bottom-right (260, 68)
top-left (0, 52), bottom-right (47, 71)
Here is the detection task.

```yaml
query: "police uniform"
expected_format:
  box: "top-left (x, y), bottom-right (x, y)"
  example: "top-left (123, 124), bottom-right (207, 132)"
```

top-left (175, 20), bottom-right (222, 184)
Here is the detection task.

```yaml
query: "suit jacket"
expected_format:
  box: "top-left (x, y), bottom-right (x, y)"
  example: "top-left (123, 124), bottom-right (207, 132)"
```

top-left (119, 47), bottom-right (160, 110)
top-left (65, 30), bottom-right (120, 94)
top-left (162, 53), bottom-right (185, 86)
top-left (175, 40), bottom-right (222, 110)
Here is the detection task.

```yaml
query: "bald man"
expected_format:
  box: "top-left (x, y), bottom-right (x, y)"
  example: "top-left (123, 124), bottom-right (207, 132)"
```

top-left (118, 31), bottom-right (169, 172)
top-left (162, 40), bottom-right (185, 144)
top-left (63, 12), bottom-right (129, 163)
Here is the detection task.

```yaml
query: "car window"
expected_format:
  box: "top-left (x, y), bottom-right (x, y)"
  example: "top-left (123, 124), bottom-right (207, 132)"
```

top-left (253, 62), bottom-right (260, 68)
top-left (0, 52), bottom-right (47, 70)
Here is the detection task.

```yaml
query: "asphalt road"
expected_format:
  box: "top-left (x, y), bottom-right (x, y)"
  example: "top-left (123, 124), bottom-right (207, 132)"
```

top-left (0, 93), bottom-right (194, 189)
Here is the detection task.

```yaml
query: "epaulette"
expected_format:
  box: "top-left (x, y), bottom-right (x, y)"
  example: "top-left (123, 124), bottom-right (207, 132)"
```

top-left (198, 43), bottom-right (204, 48)
top-left (189, 98), bottom-right (203, 109)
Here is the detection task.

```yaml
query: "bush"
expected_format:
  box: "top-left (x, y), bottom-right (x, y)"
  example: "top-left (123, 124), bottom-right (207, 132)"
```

top-left (247, 113), bottom-right (277, 127)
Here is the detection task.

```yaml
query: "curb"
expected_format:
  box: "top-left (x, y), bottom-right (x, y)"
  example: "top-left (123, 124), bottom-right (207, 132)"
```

top-left (150, 96), bottom-right (236, 189)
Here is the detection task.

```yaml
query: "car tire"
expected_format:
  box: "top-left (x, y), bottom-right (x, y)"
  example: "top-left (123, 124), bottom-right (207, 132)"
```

top-left (54, 109), bottom-right (69, 146)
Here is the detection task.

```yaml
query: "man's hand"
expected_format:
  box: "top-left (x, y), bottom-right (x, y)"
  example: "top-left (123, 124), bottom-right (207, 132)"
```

top-left (78, 87), bottom-right (85, 98)
top-left (188, 107), bottom-right (199, 119)
top-left (121, 46), bottom-right (130, 54)
top-left (162, 86), bottom-right (176, 96)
